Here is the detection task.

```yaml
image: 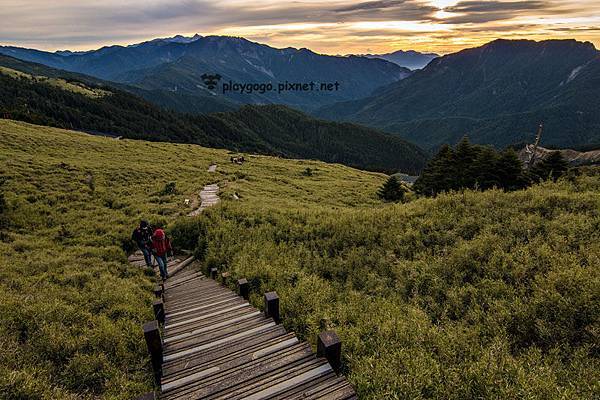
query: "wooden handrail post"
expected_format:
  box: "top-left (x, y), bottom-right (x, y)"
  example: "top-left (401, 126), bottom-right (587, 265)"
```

top-left (143, 320), bottom-right (162, 384)
top-left (152, 299), bottom-right (165, 325)
top-left (264, 291), bottom-right (280, 323)
top-left (153, 285), bottom-right (163, 299)
top-left (237, 278), bottom-right (249, 300)
top-left (210, 267), bottom-right (218, 280)
top-left (317, 331), bottom-right (342, 373)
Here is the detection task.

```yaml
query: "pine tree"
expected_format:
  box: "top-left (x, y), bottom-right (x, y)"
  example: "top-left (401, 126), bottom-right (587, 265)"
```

top-left (454, 136), bottom-right (479, 189)
top-left (415, 140), bottom-right (529, 196)
top-left (496, 148), bottom-right (525, 190)
top-left (532, 151), bottom-right (569, 181)
top-left (378, 176), bottom-right (405, 202)
top-left (414, 144), bottom-right (454, 196)
top-left (473, 146), bottom-right (501, 190)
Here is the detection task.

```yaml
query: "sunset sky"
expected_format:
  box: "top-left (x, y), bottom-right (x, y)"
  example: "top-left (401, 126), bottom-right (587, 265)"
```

top-left (1, 0), bottom-right (600, 55)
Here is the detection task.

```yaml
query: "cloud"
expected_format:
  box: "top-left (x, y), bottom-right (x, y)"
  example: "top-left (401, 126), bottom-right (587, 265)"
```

top-left (445, 1), bottom-right (548, 14)
top-left (332, 0), bottom-right (437, 21)
top-left (440, 0), bottom-right (553, 24)
top-left (0, 0), bottom-right (599, 54)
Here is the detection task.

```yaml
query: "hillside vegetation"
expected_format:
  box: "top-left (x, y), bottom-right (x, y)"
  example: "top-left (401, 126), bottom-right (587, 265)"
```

top-left (0, 119), bottom-right (387, 399)
top-left (1, 119), bottom-right (598, 399)
top-left (190, 174), bottom-right (600, 399)
top-left (0, 56), bottom-right (427, 174)
top-left (0, 66), bottom-right (109, 98)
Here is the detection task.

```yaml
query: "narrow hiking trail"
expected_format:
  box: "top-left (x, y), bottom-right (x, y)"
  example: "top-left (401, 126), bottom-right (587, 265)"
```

top-left (130, 162), bottom-right (356, 399)
top-left (189, 164), bottom-right (220, 217)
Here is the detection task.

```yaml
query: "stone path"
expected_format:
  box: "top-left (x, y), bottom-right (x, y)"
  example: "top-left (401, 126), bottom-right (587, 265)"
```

top-left (188, 164), bottom-right (220, 216)
top-left (189, 183), bottom-right (220, 216)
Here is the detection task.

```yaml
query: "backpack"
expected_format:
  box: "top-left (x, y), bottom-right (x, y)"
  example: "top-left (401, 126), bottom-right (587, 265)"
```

top-left (152, 229), bottom-right (171, 256)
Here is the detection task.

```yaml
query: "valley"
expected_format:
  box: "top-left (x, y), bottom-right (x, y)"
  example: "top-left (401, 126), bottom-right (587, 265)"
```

top-left (0, 54), bottom-right (427, 174)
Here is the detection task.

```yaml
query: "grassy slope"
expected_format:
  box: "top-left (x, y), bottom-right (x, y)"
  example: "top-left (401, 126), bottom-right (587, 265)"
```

top-left (197, 179), bottom-right (600, 398)
top-left (1, 119), bottom-right (599, 399)
top-left (0, 66), bottom-right (109, 98)
top-left (0, 119), bottom-right (386, 399)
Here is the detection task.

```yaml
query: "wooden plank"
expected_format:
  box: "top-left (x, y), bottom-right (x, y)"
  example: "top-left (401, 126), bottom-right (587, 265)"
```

top-left (131, 255), bottom-right (356, 399)
top-left (161, 337), bottom-right (301, 394)
top-left (163, 321), bottom-right (277, 363)
top-left (163, 344), bottom-right (318, 399)
top-left (161, 326), bottom-right (289, 377)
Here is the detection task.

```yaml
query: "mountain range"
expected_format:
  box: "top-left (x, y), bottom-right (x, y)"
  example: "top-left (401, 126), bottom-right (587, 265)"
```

top-left (361, 50), bottom-right (439, 70)
top-left (0, 35), bottom-right (410, 113)
top-left (0, 54), bottom-right (426, 174)
top-left (3, 35), bottom-right (600, 153)
top-left (317, 39), bottom-right (600, 150)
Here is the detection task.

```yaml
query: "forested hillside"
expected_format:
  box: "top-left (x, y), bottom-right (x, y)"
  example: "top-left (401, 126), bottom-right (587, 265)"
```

top-left (0, 54), bottom-right (238, 114)
top-left (317, 39), bottom-right (600, 150)
top-left (0, 59), bottom-right (427, 174)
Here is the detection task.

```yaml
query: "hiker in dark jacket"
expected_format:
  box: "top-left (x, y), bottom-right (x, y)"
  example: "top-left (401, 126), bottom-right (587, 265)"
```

top-left (132, 220), bottom-right (153, 267)
top-left (151, 227), bottom-right (172, 280)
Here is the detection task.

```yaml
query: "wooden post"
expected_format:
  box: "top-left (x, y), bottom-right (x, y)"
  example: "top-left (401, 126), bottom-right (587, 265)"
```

top-left (210, 267), bottom-right (218, 280)
top-left (153, 285), bottom-right (163, 299)
top-left (143, 320), bottom-right (162, 383)
top-left (264, 291), bottom-right (280, 323)
top-left (221, 272), bottom-right (230, 285)
top-left (237, 278), bottom-right (249, 300)
top-left (317, 331), bottom-right (342, 373)
top-left (152, 299), bottom-right (164, 325)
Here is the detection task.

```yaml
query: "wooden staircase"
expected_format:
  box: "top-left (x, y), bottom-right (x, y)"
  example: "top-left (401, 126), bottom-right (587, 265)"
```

top-left (132, 255), bottom-right (357, 399)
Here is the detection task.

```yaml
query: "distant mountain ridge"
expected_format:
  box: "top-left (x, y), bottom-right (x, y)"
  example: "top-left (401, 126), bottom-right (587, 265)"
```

top-left (0, 54), bottom-right (427, 173)
top-left (0, 35), bottom-right (410, 113)
top-left (360, 50), bottom-right (439, 70)
top-left (318, 39), bottom-right (600, 150)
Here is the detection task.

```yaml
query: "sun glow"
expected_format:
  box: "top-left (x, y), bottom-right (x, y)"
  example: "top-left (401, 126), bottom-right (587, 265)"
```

top-left (429, 0), bottom-right (459, 8)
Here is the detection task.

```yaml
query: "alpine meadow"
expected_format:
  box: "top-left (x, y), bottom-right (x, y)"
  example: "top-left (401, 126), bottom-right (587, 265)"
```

top-left (2, 1), bottom-right (600, 399)
top-left (1, 120), bottom-right (598, 398)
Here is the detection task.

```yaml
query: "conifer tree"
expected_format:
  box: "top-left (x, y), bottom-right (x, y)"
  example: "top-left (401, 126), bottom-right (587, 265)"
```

top-left (414, 144), bottom-right (454, 196)
top-left (454, 136), bottom-right (478, 188)
top-left (378, 176), bottom-right (405, 202)
top-left (532, 151), bottom-right (569, 181)
top-left (473, 146), bottom-right (501, 190)
top-left (496, 148), bottom-right (525, 190)
top-left (414, 139), bottom-right (527, 196)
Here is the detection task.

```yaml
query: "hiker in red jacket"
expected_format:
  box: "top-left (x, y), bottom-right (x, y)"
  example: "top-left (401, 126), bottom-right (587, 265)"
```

top-left (151, 227), bottom-right (172, 280)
